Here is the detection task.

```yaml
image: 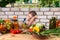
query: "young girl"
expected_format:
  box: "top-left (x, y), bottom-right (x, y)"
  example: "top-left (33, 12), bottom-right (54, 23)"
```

top-left (19, 11), bottom-right (37, 29)
top-left (23, 11), bottom-right (37, 27)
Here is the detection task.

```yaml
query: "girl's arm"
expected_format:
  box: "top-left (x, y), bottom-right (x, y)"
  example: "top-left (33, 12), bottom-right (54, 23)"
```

top-left (28, 15), bottom-right (37, 26)
top-left (25, 17), bottom-right (30, 25)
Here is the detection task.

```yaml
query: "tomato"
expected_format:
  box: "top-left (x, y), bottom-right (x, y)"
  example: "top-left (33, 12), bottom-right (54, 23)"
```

top-left (10, 29), bottom-right (16, 34)
top-left (19, 29), bottom-right (22, 33)
top-left (11, 30), bottom-right (17, 34)
top-left (16, 29), bottom-right (22, 33)
top-left (16, 30), bottom-right (20, 34)
top-left (29, 29), bottom-right (33, 33)
top-left (10, 29), bottom-right (13, 32)
top-left (10, 29), bottom-right (22, 34)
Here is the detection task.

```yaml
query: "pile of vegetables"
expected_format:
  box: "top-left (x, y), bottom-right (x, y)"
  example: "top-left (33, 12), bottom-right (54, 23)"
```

top-left (4, 19), bottom-right (12, 31)
top-left (0, 16), bottom-right (22, 34)
top-left (0, 19), bottom-right (22, 34)
top-left (39, 17), bottom-right (60, 36)
top-left (29, 23), bottom-right (45, 35)
top-left (0, 16), bottom-right (60, 37)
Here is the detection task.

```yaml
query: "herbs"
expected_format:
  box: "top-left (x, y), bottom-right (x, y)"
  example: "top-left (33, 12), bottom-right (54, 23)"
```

top-left (40, 28), bottom-right (60, 36)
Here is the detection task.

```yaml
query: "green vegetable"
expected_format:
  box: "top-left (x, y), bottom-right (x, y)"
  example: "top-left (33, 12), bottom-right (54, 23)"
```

top-left (40, 28), bottom-right (60, 36)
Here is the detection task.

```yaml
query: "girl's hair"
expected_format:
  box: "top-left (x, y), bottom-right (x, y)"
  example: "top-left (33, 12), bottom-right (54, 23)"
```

top-left (29, 11), bottom-right (37, 16)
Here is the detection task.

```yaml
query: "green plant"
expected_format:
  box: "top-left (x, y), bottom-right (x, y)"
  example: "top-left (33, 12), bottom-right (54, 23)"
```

top-left (39, 0), bottom-right (60, 7)
top-left (0, 0), bottom-right (17, 7)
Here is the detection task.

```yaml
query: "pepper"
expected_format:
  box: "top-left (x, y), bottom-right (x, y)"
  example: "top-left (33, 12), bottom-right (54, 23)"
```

top-left (33, 26), bottom-right (40, 33)
top-left (29, 28), bottom-right (33, 33)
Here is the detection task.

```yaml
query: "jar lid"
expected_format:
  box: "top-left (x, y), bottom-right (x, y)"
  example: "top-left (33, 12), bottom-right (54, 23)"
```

top-left (13, 15), bottom-right (17, 20)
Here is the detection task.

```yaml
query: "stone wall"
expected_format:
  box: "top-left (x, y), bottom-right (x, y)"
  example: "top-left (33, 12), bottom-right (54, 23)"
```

top-left (0, 7), bottom-right (60, 28)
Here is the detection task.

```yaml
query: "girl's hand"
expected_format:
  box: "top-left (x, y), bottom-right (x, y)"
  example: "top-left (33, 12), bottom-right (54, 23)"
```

top-left (34, 15), bottom-right (37, 19)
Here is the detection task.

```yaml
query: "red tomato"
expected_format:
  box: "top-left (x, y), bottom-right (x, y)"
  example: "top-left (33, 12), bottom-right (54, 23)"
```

top-left (16, 30), bottom-right (20, 34)
top-left (19, 29), bottom-right (22, 33)
top-left (10, 29), bottom-right (22, 34)
top-left (12, 30), bottom-right (17, 34)
top-left (29, 29), bottom-right (33, 33)
top-left (10, 29), bottom-right (13, 32)
top-left (16, 29), bottom-right (22, 33)
top-left (10, 29), bottom-right (16, 34)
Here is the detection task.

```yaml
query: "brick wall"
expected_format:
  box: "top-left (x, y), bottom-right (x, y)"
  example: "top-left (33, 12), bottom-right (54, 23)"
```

top-left (0, 7), bottom-right (60, 28)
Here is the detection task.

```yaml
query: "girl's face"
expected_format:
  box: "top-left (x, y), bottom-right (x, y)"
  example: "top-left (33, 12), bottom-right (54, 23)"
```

top-left (27, 14), bottom-right (33, 19)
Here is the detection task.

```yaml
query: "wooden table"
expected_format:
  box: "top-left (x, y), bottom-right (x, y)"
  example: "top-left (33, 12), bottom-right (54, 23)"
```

top-left (0, 34), bottom-right (40, 40)
top-left (0, 33), bottom-right (60, 40)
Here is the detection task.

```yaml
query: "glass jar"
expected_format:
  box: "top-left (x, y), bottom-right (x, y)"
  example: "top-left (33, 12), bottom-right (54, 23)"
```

top-left (49, 17), bottom-right (57, 29)
top-left (12, 16), bottom-right (19, 29)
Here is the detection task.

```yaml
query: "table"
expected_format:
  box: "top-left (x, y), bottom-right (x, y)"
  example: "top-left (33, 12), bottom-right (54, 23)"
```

top-left (0, 33), bottom-right (60, 40)
top-left (0, 34), bottom-right (40, 40)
